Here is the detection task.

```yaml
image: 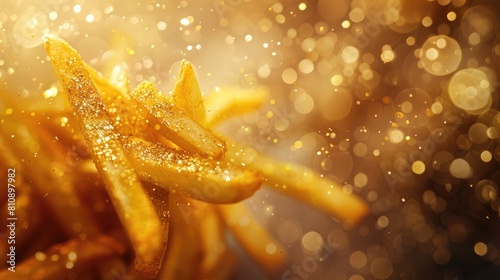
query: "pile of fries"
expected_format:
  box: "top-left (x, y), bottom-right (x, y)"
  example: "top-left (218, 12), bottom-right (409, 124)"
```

top-left (0, 36), bottom-right (368, 279)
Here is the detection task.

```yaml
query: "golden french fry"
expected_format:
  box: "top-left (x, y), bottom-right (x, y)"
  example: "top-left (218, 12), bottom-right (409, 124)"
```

top-left (131, 80), bottom-right (226, 159)
top-left (218, 202), bottom-right (287, 273)
top-left (0, 235), bottom-right (125, 280)
top-left (135, 182), bottom-right (170, 278)
top-left (199, 249), bottom-right (238, 280)
top-left (158, 195), bottom-right (203, 280)
top-left (121, 136), bottom-right (262, 204)
top-left (84, 62), bottom-right (157, 140)
top-left (0, 121), bottom-right (99, 237)
top-left (197, 205), bottom-right (227, 277)
top-left (228, 144), bottom-right (369, 223)
top-left (204, 86), bottom-right (269, 127)
top-left (43, 35), bottom-right (162, 264)
top-left (172, 59), bottom-right (206, 123)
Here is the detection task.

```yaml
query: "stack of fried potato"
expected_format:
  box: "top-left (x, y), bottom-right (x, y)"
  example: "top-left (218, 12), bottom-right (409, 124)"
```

top-left (0, 36), bottom-right (368, 279)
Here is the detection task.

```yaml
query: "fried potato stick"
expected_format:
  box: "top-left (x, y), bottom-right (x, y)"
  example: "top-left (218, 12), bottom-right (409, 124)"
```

top-left (43, 35), bottom-right (162, 264)
top-left (197, 205), bottom-right (228, 278)
top-left (228, 144), bottom-right (369, 223)
top-left (218, 202), bottom-right (287, 274)
top-left (131, 81), bottom-right (226, 159)
top-left (158, 195), bottom-right (203, 280)
top-left (172, 59), bottom-right (206, 123)
top-left (121, 136), bottom-right (262, 204)
top-left (136, 183), bottom-right (170, 278)
top-left (0, 121), bottom-right (99, 237)
top-left (0, 235), bottom-right (125, 280)
top-left (204, 86), bottom-right (269, 127)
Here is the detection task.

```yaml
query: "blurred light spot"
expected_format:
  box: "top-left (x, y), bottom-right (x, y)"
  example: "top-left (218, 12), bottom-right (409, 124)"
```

top-left (302, 231), bottom-right (324, 253)
top-left (448, 224), bottom-right (468, 243)
top-left (299, 59), bottom-right (314, 74)
top-left (448, 68), bottom-right (492, 114)
top-left (474, 242), bottom-right (488, 256)
top-left (370, 257), bottom-right (393, 279)
top-left (278, 220), bottom-right (302, 244)
top-left (157, 21), bottom-right (167, 30)
top-left (350, 251), bottom-right (367, 269)
top-left (433, 247), bottom-right (451, 265)
top-left (412, 161), bottom-right (426, 175)
top-left (480, 151), bottom-right (492, 162)
top-left (449, 158), bottom-right (472, 179)
top-left (341, 46), bottom-right (359, 64)
top-left (420, 35), bottom-right (461, 76)
top-left (388, 129), bottom-right (405, 144)
top-left (282, 68), bottom-right (297, 84)
top-left (265, 243), bottom-right (277, 254)
top-left (354, 172), bottom-right (368, 188)
top-left (475, 180), bottom-right (498, 203)
top-left (349, 8), bottom-right (365, 23)
top-left (431, 102), bottom-right (443, 114)
top-left (377, 215), bottom-right (389, 229)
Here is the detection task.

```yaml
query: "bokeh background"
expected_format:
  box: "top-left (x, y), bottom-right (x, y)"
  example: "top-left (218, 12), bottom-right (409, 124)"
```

top-left (1, 0), bottom-right (500, 279)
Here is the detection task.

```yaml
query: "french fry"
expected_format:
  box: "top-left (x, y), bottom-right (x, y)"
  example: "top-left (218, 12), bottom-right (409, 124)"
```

top-left (197, 205), bottom-right (228, 277)
top-left (0, 121), bottom-right (99, 237)
top-left (228, 144), bottom-right (369, 223)
top-left (0, 235), bottom-right (125, 280)
top-left (135, 182), bottom-right (170, 278)
top-left (172, 59), bottom-right (206, 123)
top-left (121, 136), bottom-right (262, 204)
top-left (204, 86), bottom-right (269, 127)
top-left (43, 35), bottom-right (162, 265)
top-left (218, 202), bottom-right (287, 274)
top-left (131, 81), bottom-right (226, 159)
top-left (158, 195), bottom-right (203, 280)
top-left (84, 62), bottom-right (155, 140)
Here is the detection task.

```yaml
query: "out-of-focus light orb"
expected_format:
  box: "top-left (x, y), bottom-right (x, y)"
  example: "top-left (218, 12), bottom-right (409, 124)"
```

top-left (447, 68), bottom-right (492, 114)
top-left (282, 68), bottom-right (297, 84)
top-left (349, 8), bottom-right (365, 23)
top-left (370, 257), bottom-right (393, 279)
top-left (298, 59), bottom-right (314, 74)
top-left (278, 219), bottom-right (302, 244)
top-left (480, 151), bottom-right (492, 162)
top-left (474, 242), bottom-right (488, 257)
top-left (301, 231), bottom-right (324, 253)
top-left (475, 180), bottom-right (498, 203)
top-left (350, 251), bottom-right (368, 269)
top-left (388, 128), bottom-right (405, 144)
top-left (412, 161), bottom-right (426, 175)
top-left (431, 101), bottom-right (443, 114)
top-left (341, 46), bottom-right (360, 64)
top-left (449, 158), bottom-right (472, 179)
top-left (319, 87), bottom-right (352, 121)
top-left (13, 10), bottom-right (50, 48)
top-left (419, 35), bottom-right (462, 76)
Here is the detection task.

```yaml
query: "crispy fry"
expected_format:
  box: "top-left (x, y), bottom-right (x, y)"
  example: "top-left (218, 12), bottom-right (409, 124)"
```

top-left (85, 62), bottom-right (156, 140)
top-left (204, 86), bottom-right (269, 127)
top-left (121, 136), bottom-right (262, 204)
top-left (218, 202), bottom-right (287, 274)
top-left (228, 144), bottom-right (369, 223)
top-left (0, 235), bottom-right (125, 280)
top-left (172, 59), bottom-right (206, 123)
top-left (0, 121), bottom-right (99, 237)
top-left (158, 195), bottom-right (203, 280)
top-left (197, 205), bottom-right (228, 278)
top-left (43, 35), bottom-right (162, 264)
top-left (135, 183), bottom-right (170, 278)
top-left (131, 80), bottom-right (226, 159)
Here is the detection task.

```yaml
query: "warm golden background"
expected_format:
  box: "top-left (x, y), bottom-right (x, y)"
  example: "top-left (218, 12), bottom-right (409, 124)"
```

top-left (1, 0), bottom-right (500, 279)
